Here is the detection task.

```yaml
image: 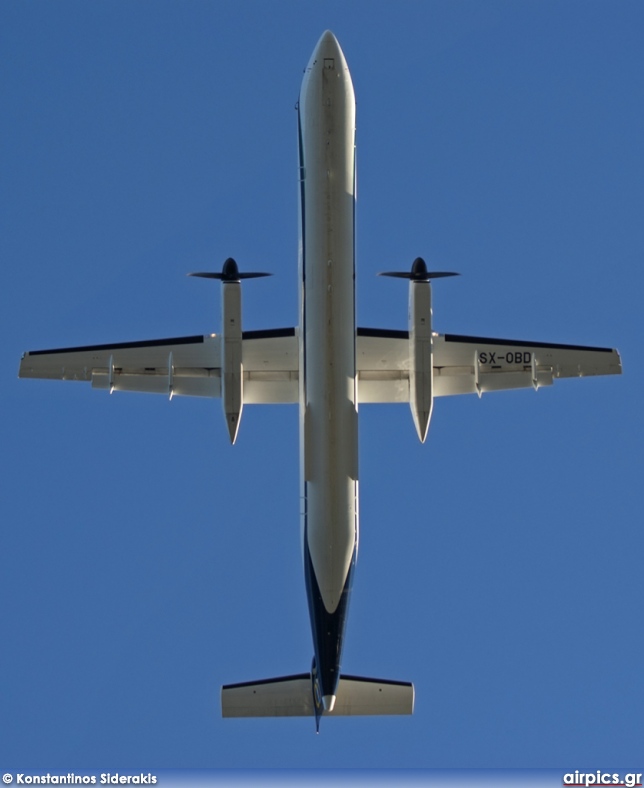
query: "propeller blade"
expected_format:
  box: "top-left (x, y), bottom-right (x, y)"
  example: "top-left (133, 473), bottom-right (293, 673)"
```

top-left (188, 257), bottom-right (272, 282)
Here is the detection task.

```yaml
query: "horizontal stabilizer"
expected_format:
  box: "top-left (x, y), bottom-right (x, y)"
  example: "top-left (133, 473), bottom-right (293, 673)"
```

top-left (222, 674), bottom-right (312, 717)
top-left (330, 674), bottom-right (414, 716)
top-left (222, 673), bottom-right (414, 718)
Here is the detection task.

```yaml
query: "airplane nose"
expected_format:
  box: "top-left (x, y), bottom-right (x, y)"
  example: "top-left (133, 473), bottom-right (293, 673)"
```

top-left (320, 29), bottom-right (339, 48)
top-left (313, 29), bottom-right (342, 61)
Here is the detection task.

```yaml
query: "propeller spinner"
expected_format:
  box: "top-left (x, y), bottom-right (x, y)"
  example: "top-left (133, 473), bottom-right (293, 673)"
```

top-left (378, 257), bottom-right (459, 281)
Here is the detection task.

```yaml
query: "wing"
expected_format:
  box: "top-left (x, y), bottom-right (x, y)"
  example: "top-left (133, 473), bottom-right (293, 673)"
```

top-left (356, 328), bottom-right (622, 402)
top-left (355, 328), bottom-right (410, 403)
top-left (434, 333), bottom-right (622, 396)
top-left (239, 328), bottom-right (298, 404)
top-left (19, 329), bottom-right (299, 403)
top-left (19, 327), bottom-right (621, 402)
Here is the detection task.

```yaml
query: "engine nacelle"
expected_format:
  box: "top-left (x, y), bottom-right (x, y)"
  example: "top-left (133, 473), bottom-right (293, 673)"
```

top-left (409, 277), bottom-right (433, 443)
top-left (379, 257), bottom-right (458, 443)
top-left (221, 277), bottom-right (243, 444)
top-left (188, 258), bottom-right (271, 444)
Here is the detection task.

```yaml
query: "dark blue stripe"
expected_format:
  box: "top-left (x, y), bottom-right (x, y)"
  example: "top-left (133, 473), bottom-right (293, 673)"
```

top-left (242, 328), bottom-right (295, 340)
top-left (298, 104), bottom-right (307, 388)
top-left (444, 333), bottom-right (613, 353)
top-left (222, 673), bottom-right (309, 690)
top-left (303, 505), bottom-right (356, 700)
top-left (27, 335), bottom-right (205, 356)
top-left (358, 327), bottom-right (409, 339)
top-left (298, 104), bottom-right (306, 285)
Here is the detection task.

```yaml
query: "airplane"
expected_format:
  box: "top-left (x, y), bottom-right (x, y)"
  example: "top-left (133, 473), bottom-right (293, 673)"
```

top-left (19, 31), bottom-right (622, 731)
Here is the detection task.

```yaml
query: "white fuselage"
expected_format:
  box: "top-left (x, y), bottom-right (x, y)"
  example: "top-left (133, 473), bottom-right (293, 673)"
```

top-left (298, 31), bottom-right (357, 709)
top-left (18, 28), bottom-right (621, 728)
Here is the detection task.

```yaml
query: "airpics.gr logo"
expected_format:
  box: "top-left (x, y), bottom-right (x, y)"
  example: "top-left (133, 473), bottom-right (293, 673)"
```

top-left (563, 772), bottom-right (642, 787)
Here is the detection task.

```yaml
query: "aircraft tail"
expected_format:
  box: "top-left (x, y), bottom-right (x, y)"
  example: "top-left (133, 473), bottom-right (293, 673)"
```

top-left (221, 672), bottom-right (414, 718)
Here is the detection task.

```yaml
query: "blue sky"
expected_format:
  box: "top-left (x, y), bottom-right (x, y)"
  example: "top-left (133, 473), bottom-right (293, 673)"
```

top-left (1, 0), bottom-right (642, 772)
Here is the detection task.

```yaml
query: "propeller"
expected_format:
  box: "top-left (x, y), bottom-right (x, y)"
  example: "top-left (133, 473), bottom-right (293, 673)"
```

top-left (378, 257), bottom-right (459, 281)
top-left (188, 257), bottom-right (272, 282)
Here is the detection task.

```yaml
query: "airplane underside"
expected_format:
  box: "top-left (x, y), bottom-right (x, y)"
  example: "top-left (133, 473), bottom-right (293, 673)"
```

top-left (18, 31), bottom-right (621, 731)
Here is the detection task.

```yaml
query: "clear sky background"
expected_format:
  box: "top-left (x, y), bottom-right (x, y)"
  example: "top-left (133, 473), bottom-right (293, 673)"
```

top-left (2, 0), bottom-right (642, 771)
